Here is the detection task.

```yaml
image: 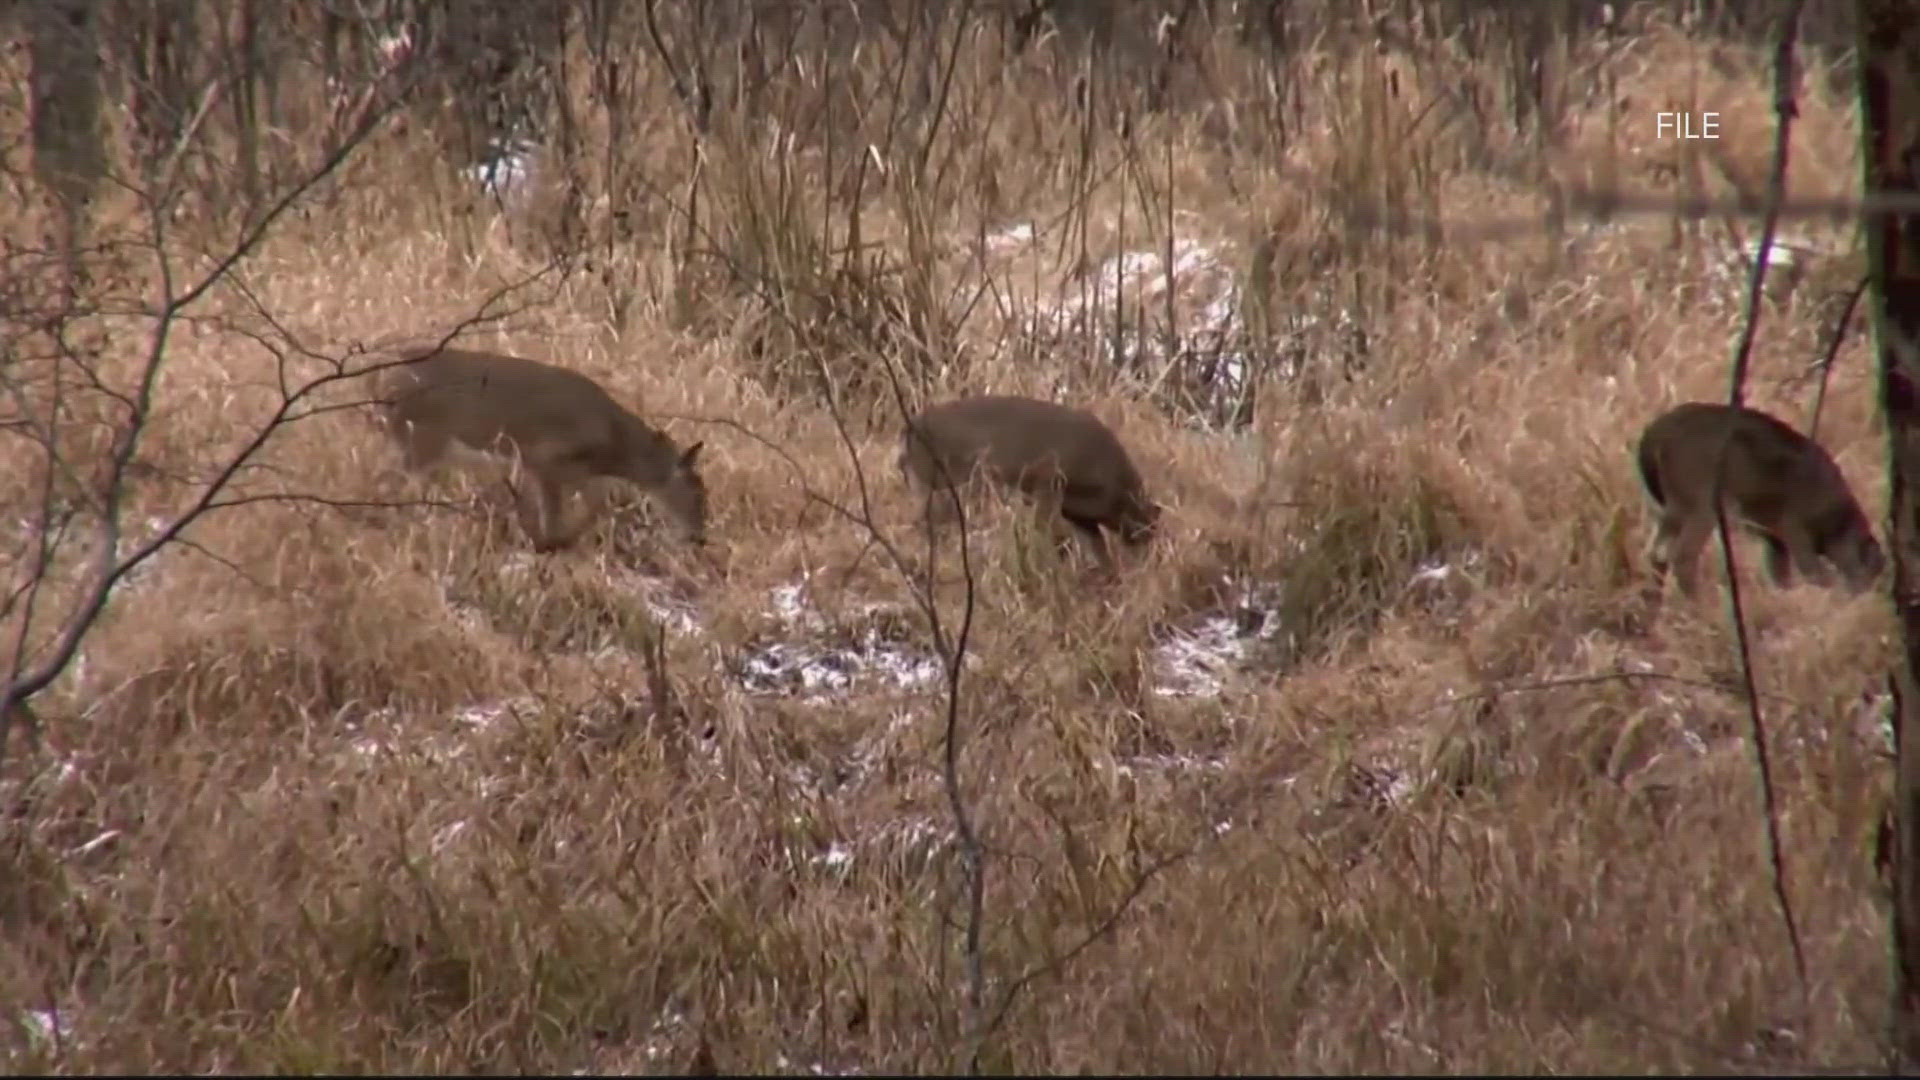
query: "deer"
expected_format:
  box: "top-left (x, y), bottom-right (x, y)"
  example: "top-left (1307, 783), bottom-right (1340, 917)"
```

top-left (371, 343), bottom-right (707, 554)
top-left (1635, 401), bottom-right (1883, 596)
top-left (898, 394), bottom-right (1160, 574)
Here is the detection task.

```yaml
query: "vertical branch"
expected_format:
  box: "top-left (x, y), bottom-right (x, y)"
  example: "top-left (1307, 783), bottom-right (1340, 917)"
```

top-left (891, 403), bottom-right (986, 1078)
top-left (1707, 0), bottom-right (1811, 1030)
top-left (1806, 275), bottom-right (1869, 441)
top-left (227, 0), bottom-right (263, 215)
top-left (590, 0), bottom-right (640, 329)
top-left (26, 0), bottom-right (106, 302)
top-left (125, 0), bottom-right (205, 184)
top-left (798, 338), bottom-right (985, 1072)
top-left (642, 0), bottom-right (713, 322)
top-left (643, 0), bottom-right (712, 135)
top-left (1856, 0), bottom-right (1920, 1067)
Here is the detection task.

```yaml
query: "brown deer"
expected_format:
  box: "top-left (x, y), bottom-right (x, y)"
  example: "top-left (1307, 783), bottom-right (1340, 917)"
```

top-left (1636, 401), bottom-right (1883, 595)
top-left (899, 395), bottom-right (1160, 572)
top-left (373, 344), bottom-right (707, 553)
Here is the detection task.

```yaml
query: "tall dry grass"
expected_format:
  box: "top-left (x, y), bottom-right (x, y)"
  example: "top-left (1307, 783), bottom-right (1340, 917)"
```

top-left (0, 2), bottom-right (1899, 1071)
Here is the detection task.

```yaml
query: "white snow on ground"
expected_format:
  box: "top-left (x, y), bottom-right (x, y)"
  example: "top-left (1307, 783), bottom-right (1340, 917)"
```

top-left (20, 1008), bottom-right (71, 1049)
top-left (1150, 577), bottom-right (1288, 699)
top-left (462, 136), bottom-right (542, 204)
top-left (1711, 232), bottom-right (1829, 309)
top-left (984, 221), bottom-right (1363, 431)
top-left (730, 580), bottom-right (943, 702)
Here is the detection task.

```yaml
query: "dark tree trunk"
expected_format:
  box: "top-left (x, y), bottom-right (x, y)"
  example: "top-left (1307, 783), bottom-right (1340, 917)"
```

top-left (1859, 0), bottom-right (1920, 1067)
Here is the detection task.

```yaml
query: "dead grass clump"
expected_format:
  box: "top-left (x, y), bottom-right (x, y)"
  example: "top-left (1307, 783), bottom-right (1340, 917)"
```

top-left (1257, 431), bottom-right (1475, 671)
top-left (441, 550), bottom-right (671, 656)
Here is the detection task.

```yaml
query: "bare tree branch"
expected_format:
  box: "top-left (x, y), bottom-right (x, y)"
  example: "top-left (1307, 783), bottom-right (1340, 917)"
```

top-left (0, 82), bottom-right (560, 768)
top-left (1702, 0), bottom-right (1812, 1033)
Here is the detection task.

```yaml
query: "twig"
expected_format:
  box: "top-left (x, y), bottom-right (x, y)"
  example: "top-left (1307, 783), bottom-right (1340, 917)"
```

top-left (0, 151), bottom-right (552, 769)
top-left (1806, 275), bottom-right (1869, 441)
top-left (642, 0), bottom-right (709, 134)
top-left (1709, 0), bottom-right (1813, 1034)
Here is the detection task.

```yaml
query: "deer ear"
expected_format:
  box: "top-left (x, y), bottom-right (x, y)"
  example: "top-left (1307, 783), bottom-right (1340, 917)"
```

top-left (681, 441), bottom-right (704, 468)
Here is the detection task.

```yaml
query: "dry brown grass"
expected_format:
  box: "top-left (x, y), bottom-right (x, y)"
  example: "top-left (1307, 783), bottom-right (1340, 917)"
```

top-left (0, 7), bottom-right (1900, 1073)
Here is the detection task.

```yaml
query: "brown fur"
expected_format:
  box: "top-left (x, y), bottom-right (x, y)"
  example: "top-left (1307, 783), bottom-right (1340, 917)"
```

top-left (374, 344), bottom-right (707, 553)
top-left (1635, 401), bottom-right (1883, 595)
top-left (899, 395), bottom-right (1160, 572)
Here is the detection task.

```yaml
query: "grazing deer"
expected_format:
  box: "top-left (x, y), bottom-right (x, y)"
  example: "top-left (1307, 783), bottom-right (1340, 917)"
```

top-left (373, 344), bottom-right (707, 553)
top-left (1635, 401), bottom-right (1883, 595)
top-left (899, 394), bottom-right (1160, 572)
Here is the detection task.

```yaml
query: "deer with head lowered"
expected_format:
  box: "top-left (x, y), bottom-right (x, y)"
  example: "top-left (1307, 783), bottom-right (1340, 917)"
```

top-left (371, 343), bottom-right (708, 554)
top-left (898, 394), bottom-right (1160, 574)
top-left (1635, 401), bottom-right (1883, 596)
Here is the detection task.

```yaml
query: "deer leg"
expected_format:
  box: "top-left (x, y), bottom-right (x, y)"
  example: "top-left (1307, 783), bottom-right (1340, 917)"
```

top-left (1646, 508), bottom-right (1682, 589)
top-left (1775, 521), bottom-right (1832, 588)
top-left (1029, 486), bottom-right (1115, 575)
top-left (514, 469), bottom-right (582, 553)
top-left (394, 421), bottom-right (449, 474)
top-left (1760, 531), bottom-right (1797, 588)
top-left (1666, 512), bottom-right (1715, 598)
top-left (1064, 515), bottom-right (1120, 576)
top-left (918, 476), bottom-right (966, 553)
